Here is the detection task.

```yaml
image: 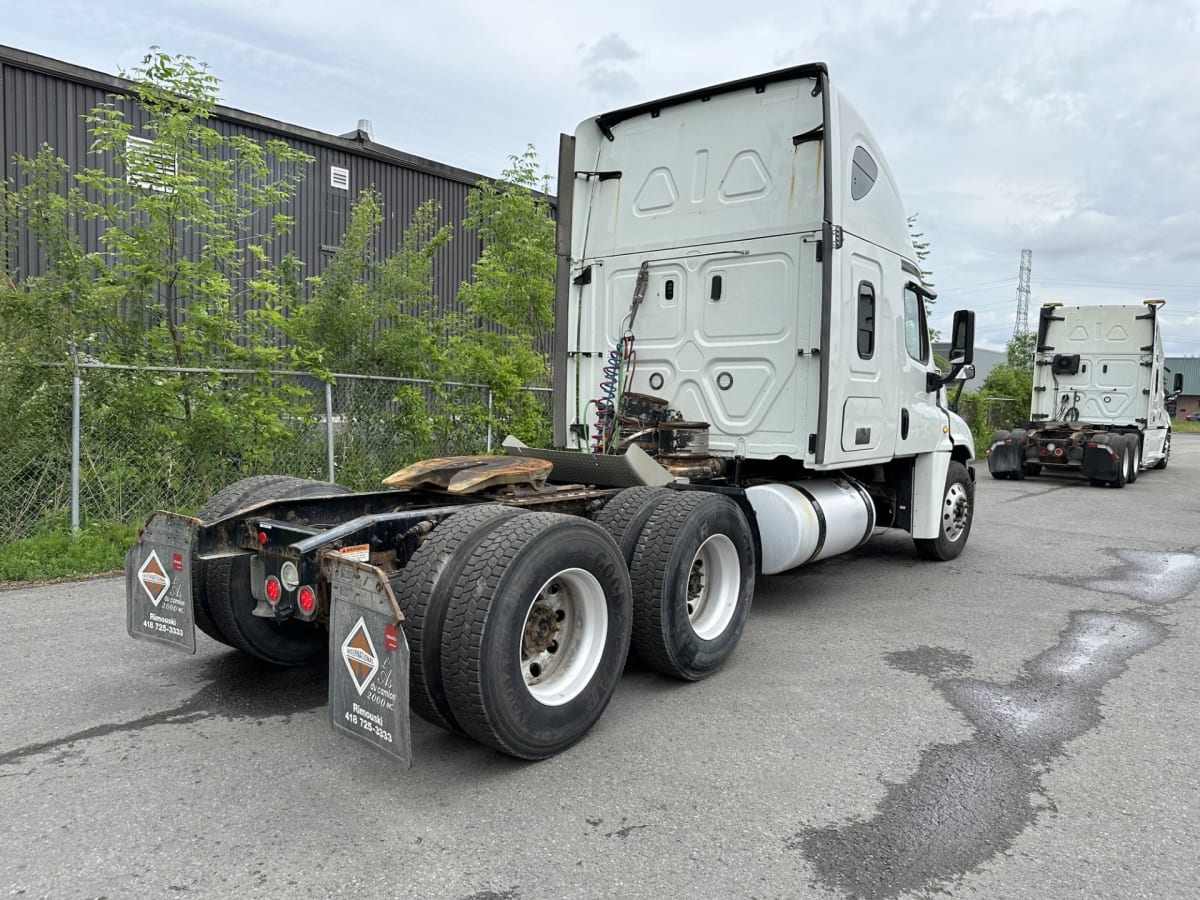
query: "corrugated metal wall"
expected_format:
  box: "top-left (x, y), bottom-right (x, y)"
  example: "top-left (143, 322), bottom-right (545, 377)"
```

top-left (1, 45), bottom-right (539, 342)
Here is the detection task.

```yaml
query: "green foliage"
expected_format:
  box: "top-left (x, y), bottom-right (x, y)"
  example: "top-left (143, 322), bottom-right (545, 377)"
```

top-left (68, 48), bottom-right (311, 373)
top-left (958, 332), bottom-right (1036, 450)
top-left (0, 520), bottom-right (138, 582)
top-left (1, 46), bottom-right (558, 563)
top-left (1007, 331), bottom-right (1036, 372)
top-left (451, 147), bottom-right (555, 446)
top-left (297, 190), bottom-right (452, 378)
top-left (0, 48), bottom-right (319, 539)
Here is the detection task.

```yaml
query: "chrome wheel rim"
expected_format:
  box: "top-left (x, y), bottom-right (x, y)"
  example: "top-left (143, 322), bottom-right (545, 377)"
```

top-left (520, 568), bottom-right (608, 706)
top-left (686, 534), bottom-right (740, 640)
top-left (942, 481), bottom-right (970, 543)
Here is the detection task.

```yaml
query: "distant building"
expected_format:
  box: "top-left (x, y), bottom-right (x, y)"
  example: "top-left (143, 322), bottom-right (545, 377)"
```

top-left (1166, 357), bottom-right (1200, 419)
top-left (0, 44), bottom-right (512, 327)
top-left (933, 343), bottom-right (1006, 388)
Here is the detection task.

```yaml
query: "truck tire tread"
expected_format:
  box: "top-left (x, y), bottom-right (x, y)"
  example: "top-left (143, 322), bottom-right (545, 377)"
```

top-left (628, 491), bottom-right (755, 681)
top-left (914, 461), bottom-right (974, 561)
top-left (440, 513), bottom-right (631, 759)
top-left (390, 503), bottom-right (523, 733)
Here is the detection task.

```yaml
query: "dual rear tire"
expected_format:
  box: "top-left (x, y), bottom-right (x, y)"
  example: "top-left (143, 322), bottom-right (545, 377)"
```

top-left (433, 512), bottom-right (633, 760)
top-left (194, 475), bottom-right (350, 665)
top-left (400, 490), bottom-right (756, 758)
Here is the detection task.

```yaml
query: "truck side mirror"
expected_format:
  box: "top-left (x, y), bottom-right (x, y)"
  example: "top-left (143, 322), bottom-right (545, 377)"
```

top-left (950, 310), bottom-right (975, 366)
top-left (928, 310), bottom-right (977, 397)
top-left (1173, 372), bottom-right (1184, 394)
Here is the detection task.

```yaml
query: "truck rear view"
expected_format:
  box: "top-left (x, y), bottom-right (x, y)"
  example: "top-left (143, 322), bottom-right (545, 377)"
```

top-left (987, 300), bottom-right (1176, 485)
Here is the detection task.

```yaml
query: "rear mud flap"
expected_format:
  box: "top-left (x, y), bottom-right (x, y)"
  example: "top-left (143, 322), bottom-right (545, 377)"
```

top-left (126, 513), bottom-right (199, 653)
top-left (1082, 443), bottom-right (1121, 482)
top-left (327, 554), bottom-right (412, 769)
top-left (987, 441), bottom-right (1023, 477)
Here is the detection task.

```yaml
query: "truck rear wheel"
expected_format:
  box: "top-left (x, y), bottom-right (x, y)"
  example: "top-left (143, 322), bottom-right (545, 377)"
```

top-left (440, 513), bottom-right (632, 760)
top-left (1126, 434), bottom-right (1140, 482)
top-left (628, 492), bottom-right (755, 681)
top-left (914, 461), bottom-right (974, 561)
top-left (1111, 437), bottom-right (1130, 489)
top-left (195, 475), bottom-right (350, 657)
top-left (200, 475), bottom-right (350, 665)
top-left (390, 503), bottom-right (524, 732)
top-left (1008, 429), bottom-right (1028, 480)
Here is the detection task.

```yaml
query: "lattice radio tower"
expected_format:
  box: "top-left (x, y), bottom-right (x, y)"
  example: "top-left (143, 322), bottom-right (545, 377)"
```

top-left (1012, 249), bottom-right (1033, 337)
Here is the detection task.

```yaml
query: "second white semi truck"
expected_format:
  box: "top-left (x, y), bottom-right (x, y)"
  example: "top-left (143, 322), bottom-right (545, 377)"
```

top-left (126, 63), bottom-right (978, 767)
top-left (987, 300), bottom-right (1179, 486)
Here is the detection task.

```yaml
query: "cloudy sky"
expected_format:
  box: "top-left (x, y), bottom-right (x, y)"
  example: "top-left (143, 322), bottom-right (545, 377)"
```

top-left (8, 0), bottom-right (1200, 353)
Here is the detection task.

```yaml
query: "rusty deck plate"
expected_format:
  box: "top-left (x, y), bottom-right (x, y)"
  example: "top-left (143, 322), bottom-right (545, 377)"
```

top-left (382, 455), bottom-right (553, 493)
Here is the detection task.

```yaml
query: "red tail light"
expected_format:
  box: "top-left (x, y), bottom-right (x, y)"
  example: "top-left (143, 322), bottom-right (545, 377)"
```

top-left (297, 586), bottom-right (317, 615)
top-left (264, 575), bottom-right (282, 604)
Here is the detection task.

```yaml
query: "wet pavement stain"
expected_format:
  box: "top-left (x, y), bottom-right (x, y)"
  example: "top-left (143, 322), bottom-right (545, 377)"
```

top-left (1083, 549), bottom-right (1200, 605)
top-left (797, 546), bottom-right (1200, 899)
top-left (883, 646), bottom-right (974, 680)
top-left (0, 653), bottom-right (327, 766)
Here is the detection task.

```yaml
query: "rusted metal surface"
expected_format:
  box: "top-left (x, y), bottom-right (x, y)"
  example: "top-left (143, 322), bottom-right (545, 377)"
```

top-left (660, 455), bottom-right (726, 480)
top-left (382, 455), bottom-right (553, 493)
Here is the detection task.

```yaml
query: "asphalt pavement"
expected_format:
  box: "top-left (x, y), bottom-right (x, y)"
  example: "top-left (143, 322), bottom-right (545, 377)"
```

top-left (2, 436), bottom-right (1199, 899)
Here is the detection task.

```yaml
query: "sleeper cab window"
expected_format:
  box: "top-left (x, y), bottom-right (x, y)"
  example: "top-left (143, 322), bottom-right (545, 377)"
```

top-left (857, 282), bottom-right (875, 359)
top-left (850, 146), bottom-right (878, 201)
top-left (903, 286), bottom-right (929, 364)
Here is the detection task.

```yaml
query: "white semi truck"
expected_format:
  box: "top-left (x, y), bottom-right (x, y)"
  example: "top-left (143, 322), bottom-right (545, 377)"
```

top-left (126, 64), bottom-right (978, 767)
top-left (986, 300), bottom-right (1179, 486)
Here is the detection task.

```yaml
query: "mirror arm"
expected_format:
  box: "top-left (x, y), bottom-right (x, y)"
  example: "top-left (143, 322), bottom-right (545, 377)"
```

top-left (927, 359), bottom-right (969, 393)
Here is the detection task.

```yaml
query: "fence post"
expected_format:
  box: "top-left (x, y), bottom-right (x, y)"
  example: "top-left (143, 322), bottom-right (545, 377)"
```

top-left (325, 380), bottom-right (336, 483)
top-left (486, 387), bottom-right (494, 453)
top-left (71, 370), bottom-right (81, 533)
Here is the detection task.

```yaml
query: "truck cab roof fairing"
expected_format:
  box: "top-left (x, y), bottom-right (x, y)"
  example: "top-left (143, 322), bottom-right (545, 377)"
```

top-left (592, 63), bottom-right (830, 140)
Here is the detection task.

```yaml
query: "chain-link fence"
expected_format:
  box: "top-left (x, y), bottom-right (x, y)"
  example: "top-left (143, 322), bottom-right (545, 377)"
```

top-left (0, 362), bottom-right (551, 543)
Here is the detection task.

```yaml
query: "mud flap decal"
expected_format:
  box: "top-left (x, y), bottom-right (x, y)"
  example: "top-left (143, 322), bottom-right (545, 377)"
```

top-left (126, 513), bottom-right (198, 653)
top-left (327, 554), bottom-right (412, 769)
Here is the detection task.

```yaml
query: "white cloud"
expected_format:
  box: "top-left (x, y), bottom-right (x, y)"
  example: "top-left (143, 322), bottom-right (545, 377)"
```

top-left (7, 0), bottom-right (1200, 352)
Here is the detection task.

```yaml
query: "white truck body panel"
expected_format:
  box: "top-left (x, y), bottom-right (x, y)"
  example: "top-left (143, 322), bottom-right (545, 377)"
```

top-left (560, 66), bottom-right (970, 469)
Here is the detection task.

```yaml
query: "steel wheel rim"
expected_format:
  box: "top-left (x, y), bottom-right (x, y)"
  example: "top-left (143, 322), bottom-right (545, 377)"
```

top-left (519, 568), bottom-right (608, 707)
top-left (1131, 442), bottom-right (1139, 476)
top-left (942, 481), bottom-right (970, 543)
top-left (686, 534), bottom-right (740, 640)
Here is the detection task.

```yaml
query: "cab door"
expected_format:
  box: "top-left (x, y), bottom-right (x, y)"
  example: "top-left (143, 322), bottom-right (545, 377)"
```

top-left (820, 241), bottom-right (898, 466)
top-left (894, 282), bottom-right (945, 454)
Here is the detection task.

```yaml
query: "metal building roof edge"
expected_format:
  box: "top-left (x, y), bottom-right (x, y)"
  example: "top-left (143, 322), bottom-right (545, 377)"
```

top-left (0, 43), bottom-right (498, 190)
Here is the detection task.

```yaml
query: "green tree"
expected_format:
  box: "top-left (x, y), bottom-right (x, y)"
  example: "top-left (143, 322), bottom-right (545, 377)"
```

top-left (297, 190), bottom-right (452, 379)
top-left (70, 48), bottom-right (311, 375)
top-left (295, 190), bottom-right (455, 476)
top-left (450, 147), bottom-right (556, 446)
top-left (1007, 330), bottom-right (1036, 373)
top-left (1, 47), bottom-right (318, 528)
top-left (961, 332), bottom-right (1036, 450)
